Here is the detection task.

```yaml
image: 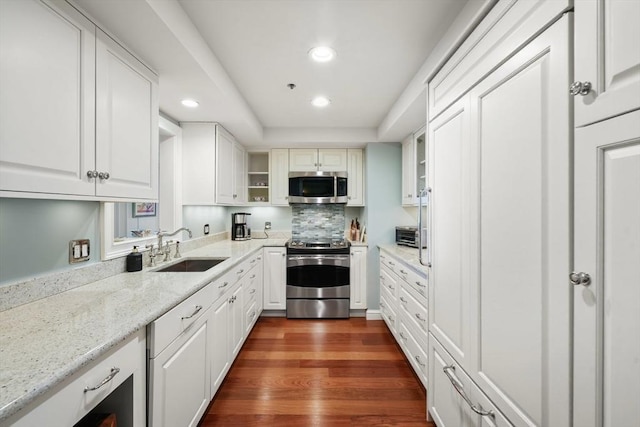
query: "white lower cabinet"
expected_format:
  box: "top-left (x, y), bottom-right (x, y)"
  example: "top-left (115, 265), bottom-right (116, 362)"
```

top-left (349, 246), bottom-right (367, 309)
top-left (148, 285), bottom-right (213, 427)
top-left (209, 292), bottom-right (231, 397)
top-left (9, 330), bottom-right (146, 427)
top-left (378, 248), bottom-right (429, 389)
top-left (263, 246), bottom-right (286, 310)
top-left (429, 336), bottom-right (512, 427)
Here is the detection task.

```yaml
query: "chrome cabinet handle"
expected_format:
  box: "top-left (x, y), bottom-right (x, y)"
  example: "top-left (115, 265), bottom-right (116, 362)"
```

top-left (570, 271), bottom-right (591, 286)
top-left (237, 269), bottom-right (245, 275)
top-left (418, 187), bottom-right (431, 267)
top-left (415, 313), bottom-right (426, 322)
top-left (400, 296), bottom-right (408, 304)
top-left (86, 170), bottom-right (98, 179)
top-left (218, 281), bottom-right (229, 289)
top-left (250, 274), bottom-right (256, 279)
top-left (181, 305), bottom-right (202, 320)
top-left (570, 81), bottom-right (592, 96)
top-left (98, 171), bottom-right (110, 180)
top-left (399, 332), bottom-right (408, 341)
top-left (250, 289), bottom-right (256, 294)
top-left (399, 269), bottom-right (408, 274)
top-left (415, 281), bottom-right (426, 288)
top-left (414, 355), bottom-right (425, 367)
top-left (84, 367), bottom-right (120, 392)
top-left (443, 365), bottom-right (494, 417)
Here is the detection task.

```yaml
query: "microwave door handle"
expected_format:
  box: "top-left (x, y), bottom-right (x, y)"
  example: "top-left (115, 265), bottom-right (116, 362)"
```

top-left (418, 187), bottom-right (431, 267)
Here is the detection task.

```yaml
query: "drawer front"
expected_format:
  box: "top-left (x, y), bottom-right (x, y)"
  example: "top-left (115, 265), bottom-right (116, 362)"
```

top-left (379, 292), bottom-right (397, 334)
top-left (379, 251), bottom-right (400, 275)
top-left (150, 284), bottom-right (213, 357)
top-left (214, 268), bottom-right (237, 301)
top-left (379, 264), bottom-right (398, 300)
top-left (11, 330), bottom-right (146, 427)
top-left (429, 335), bottom-right (513, 427)
top-left (399, 284), bottom-right (428, 336)
top-left (403, 266), bottom-right (428, 301)
top-left (244, 301), bottom-right (258, 334)
top-left (398, 320), bottom-right (428, 388)
top-left (243, 266), bottom-right (260, 305)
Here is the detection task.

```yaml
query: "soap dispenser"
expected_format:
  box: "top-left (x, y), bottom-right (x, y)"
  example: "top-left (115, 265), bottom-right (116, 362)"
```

top-left (126, 246), bottom-right (143, 272)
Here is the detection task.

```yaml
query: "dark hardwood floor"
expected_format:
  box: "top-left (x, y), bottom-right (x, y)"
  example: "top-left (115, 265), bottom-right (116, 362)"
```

top-left (199, 317), bottom-right (436, 427)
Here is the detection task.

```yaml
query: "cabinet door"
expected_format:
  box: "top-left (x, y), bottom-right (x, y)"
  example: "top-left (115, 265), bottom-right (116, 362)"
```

top-left (573, 111), bottom-right (640, 427)
top-left (233, 142), bottom-right (246, 203)
top-left (263, 247), bottom-right (286, 310)
top-left (349, 246), bottom-right (367, 309)
top-left (289, 148), bottom-right (318, 172)
top-left (574, 0), bottom-right (640, 126)
top-left (181, 123), bottom-right (216, 205)
top-left (150, 317), bottom-right (210, 427)
top-left (270, 148), bottom-right (289, 205)
top-left (401, 135), bottom-right (416, 205)
top-left (428, 97), bottom-right (471, 367)
top-left (318, 148), bottom-right (347, 171)
top-left (0, 0), bottom-right (96, 196)
top-left (216, 126), bottom-right (235, 204)
top-left (347, 149), bottom-right (365, 206)
top-left (210, 294), bottom-right (230, 397)
top-left (466, 17), bottom-right (571, 426)
top-left (95, 29), bottom-right (158, 200)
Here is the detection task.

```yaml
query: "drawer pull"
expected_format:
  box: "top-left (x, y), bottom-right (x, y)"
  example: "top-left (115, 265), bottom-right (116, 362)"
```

top-left (414, 355), bottom-right (425, 368)
top-left (237, 269), bottom-right (245, 275)
top-left (250, 311), bottom-right (256, 319)
top-left (250, 289), bottom-right (256, 295)
top-left (250, 274), bottom-right (256, 279)
top-left (415, 281), bottom-right (426, 287)
top-left (443, 365), bottom-right (494, 417)
top-left (388, 285), bottom-right (395, 290)
top-left (399, 269), bottom-right (408, 274)
top-left (84, 367), bottom-right (120, 392)
top-left (415, 313), bottom-right (426, 322)
top-left (218, 281), bottom-right (229, 289)
top-left (250, 259), bottom-right (256, 264)
top-left (181, 305), bottom-right (203, 320)
top-left (400, 296), bottom-right (408, 304)
top-left (388, 261), bottom-right (395, 266)
top-left (399, 332), bottom-right (408, 341)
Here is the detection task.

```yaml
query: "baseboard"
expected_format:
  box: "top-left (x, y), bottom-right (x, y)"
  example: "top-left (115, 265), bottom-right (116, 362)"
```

top-left (366, 309), bottom-right (382, 320)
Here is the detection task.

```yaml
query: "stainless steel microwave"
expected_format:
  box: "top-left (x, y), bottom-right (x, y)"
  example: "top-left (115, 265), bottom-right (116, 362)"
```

top-left (288, 171), bottom-right (348, 204)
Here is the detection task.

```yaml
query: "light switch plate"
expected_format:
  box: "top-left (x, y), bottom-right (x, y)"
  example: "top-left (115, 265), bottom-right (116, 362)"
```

top-left (69, 239), bottom-right (90, 264)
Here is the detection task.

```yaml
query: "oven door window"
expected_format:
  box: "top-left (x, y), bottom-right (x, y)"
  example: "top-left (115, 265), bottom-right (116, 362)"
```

top-left (287, 263), bottom-right (349, 287)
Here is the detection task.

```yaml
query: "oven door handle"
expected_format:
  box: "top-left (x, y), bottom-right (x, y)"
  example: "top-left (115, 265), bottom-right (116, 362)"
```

top-left (287, 255), bottom-right (350, 267)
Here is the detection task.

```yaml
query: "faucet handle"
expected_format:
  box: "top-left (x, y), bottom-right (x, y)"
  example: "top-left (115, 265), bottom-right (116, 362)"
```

top-left (174, 241), bottom-right (182, 259)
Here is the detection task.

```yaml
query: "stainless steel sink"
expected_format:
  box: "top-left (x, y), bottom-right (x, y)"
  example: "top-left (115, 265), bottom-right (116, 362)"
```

top-left (153, 257), bottom-right (228, 272)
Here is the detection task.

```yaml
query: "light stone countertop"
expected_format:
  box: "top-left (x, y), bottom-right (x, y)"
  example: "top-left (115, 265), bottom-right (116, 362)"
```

top-left (0, 237), bottom-right (288, 423)
top-left (377, 243), bottom-right (429, 276)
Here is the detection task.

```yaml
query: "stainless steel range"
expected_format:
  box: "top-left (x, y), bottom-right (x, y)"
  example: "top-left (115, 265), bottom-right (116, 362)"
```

top-left (286, 238), bottom-right (350, 319)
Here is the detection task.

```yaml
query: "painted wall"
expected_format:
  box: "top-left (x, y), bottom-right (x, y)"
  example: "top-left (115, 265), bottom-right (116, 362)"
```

top-left (0, 198), bottom-right (101, 285)
top-left (363, 143), bottom-right (416, 310)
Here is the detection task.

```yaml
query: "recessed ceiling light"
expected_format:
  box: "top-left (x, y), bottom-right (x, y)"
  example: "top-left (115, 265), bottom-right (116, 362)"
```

top-left (181, 99), bottom-right (199, 108)
top-left (309, 46), bottom-right (336, 63)
top-left (311, 96), bottom-right (331, 108)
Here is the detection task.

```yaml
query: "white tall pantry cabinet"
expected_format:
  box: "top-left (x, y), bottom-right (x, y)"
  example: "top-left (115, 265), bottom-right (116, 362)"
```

top-left (426, 0), bottom-right (640, 426)
top-left (572, 1), bottom-right (640, 426)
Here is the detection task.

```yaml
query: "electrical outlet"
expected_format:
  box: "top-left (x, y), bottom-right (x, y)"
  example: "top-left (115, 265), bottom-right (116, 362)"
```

top-left (265, 221), bottom-right (271, 230)
top-left (204, 224), bottom-right (210, 235)
top-left (69, 239), bottom-right (90, 264)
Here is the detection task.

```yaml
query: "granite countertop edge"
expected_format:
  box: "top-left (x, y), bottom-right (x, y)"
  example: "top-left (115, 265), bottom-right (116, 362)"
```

top-left (0, 237), bottom-right (287, 422)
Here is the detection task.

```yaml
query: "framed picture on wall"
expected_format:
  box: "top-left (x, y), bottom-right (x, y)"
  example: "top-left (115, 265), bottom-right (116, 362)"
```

top-left (132, 202), bottom-right (156, 217)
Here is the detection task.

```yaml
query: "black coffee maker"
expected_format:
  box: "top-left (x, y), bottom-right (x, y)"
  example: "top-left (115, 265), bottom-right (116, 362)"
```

top-left (231, 213), bottom-right (251, 241)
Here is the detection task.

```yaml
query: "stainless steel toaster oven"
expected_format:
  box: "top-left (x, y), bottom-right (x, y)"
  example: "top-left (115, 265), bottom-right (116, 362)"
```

top-left (395, 226), bottom-right (427, 248)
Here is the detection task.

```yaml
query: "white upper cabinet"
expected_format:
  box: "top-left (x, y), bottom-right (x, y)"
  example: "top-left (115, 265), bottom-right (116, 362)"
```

top-left (346, 149), bottom-right (364, 206)
top-left (289, 148), bottom-right (347, 172)
top-left (181, 123), bottom-right (246, 205)
top-left (402, 127), bottom-right (427, 206)
top-left (0, 0), bottom-right (158, 201)
top-left (270, 149), bottom-right (289, 206)
top-left (574, 0), bottom-right (640, 127)
top-left (95, 29), bottom-right (158, 200)
top-left (0, 0), bottom-right (95, 197)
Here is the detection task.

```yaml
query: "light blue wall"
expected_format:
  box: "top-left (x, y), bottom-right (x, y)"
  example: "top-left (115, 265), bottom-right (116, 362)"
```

top-left (0, 198), bottom-right (101, 285)
top-left (363, 143), bottom-right (416, 309)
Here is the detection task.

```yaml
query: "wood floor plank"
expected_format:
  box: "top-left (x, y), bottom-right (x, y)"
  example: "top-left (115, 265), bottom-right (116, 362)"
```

top-left (198, 318), bottom-right (435, 427)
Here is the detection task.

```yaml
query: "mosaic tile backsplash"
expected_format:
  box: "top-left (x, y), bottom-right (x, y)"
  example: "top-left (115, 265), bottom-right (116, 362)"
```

top-left (291, 204), bottom-right (345, 241)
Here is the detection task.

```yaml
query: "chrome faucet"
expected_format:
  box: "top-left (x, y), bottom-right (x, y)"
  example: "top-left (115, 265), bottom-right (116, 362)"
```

top-left (157, 227), bottom-right (193, 257)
